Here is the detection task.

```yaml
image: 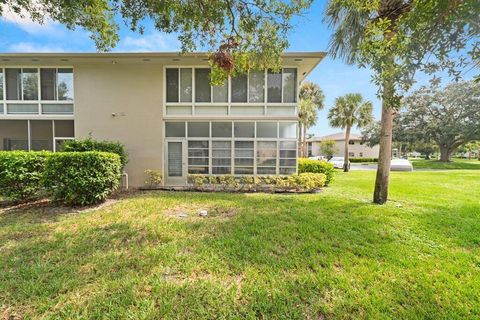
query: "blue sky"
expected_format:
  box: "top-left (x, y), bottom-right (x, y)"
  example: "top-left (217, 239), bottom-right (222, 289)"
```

top-left (0, 1), bottom-right (428, 136)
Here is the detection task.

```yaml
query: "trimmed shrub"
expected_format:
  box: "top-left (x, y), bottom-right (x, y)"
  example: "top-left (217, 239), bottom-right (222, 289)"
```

top-left (298, 158), bottom-right (335, 185)
top-left (349, 157), bottom-right (378, 163)
top-left (44, 152), bottom-right (122, 205)
top-left (62, 138), bottom-right (128, 168)
top-left (187, 173), bottom-right (326, 192)
top-left (144, 169), bottom-right (163, 187)
top-left (0, 151), bottom-right (51, 201)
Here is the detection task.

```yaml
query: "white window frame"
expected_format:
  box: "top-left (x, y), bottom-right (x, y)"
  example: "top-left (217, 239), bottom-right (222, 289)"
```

top-left (164, 120), bottom-right (298, 177)
top-left (163, 66), bottom-right (299, 118)
top-left (0, 66), bottom-right (75, 117)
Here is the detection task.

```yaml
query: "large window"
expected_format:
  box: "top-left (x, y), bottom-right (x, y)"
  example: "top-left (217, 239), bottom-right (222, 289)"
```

top-left (165, 68), bottom-right (297, 116)
top-left (279, 141), bottom-right (297, 174)
top-left (165, 121), bottom-right (297, 175)
top-left (0, 120), bottom-right (74, 151)
top-left (249, 70), bottom-right (265, 103)
top-left (40, 68), bottom-right (74, 101)
top-left (234, 141), bottom-right (254, 174)
top-left (257, 141), bottom-right (277, 174)
top-left (188, 140), bottom-right (209, 174)
top-left (267, 70), bottom-right (282, 103)
top-left (1, 67), bottom-right (74, 115)
top-left (231, 74), bottom-right (247, 103)
top-left (195, 68), bottom-right (211, 102)
top-left (0, 69), bottom-right (3, 101)
top-left (212, 141), bottom-right (231, 174)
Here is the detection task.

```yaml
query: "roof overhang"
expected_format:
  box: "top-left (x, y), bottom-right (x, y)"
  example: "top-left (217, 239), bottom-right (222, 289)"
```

top-left (0, 51), bottom-right (325, 81)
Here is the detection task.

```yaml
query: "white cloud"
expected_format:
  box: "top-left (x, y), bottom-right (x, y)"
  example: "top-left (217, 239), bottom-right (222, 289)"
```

top-left (7, 42), bottom-right (65, 53)
top-left (0, 4), bottom-right (61, 36)
top-left (115, 33), bottom-right (181, 52)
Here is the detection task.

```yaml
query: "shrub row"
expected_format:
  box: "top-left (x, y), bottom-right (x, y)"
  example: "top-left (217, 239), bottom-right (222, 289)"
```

top-left (0, 151), bottom-right (50, 201)
top-left (187, 173), bottom-right (327, 192)
top-left (297, 158), bottom-right (335, 185)
top-left (0, 151), bottom-right (121, 205)
top-left (63, 138), bottom-right (128, 168)
top-left (349, 157), bottom-right (378, 163)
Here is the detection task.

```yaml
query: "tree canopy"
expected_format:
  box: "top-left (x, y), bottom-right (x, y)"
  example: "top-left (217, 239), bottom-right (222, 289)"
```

top-left (1, 0), bottom-right (312, 81)
top-left (324, 0), bottom-right (479, 105)
top-left (401, 80), bottom-right (480, 162)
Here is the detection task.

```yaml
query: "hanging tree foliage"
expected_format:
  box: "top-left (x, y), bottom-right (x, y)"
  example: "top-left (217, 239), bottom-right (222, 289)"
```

top-left (0, 0), bottom-right (313, 83)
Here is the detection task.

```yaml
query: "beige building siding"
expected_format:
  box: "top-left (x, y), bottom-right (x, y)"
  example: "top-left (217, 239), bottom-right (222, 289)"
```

top-left (0, 52), bottom-right (325, 187)
top-left (309, 133), bottom-right (379, 158)
top-left (74, 63), bottom-right (165, 187)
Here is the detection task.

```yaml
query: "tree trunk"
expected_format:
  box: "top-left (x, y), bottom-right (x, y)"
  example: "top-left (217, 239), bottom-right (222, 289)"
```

top-left (344, 126), bottom-right (351, 172)
top-left (439, 145), bottom-right (453, 162)
top-left (373, 100), bottom-right (394, 204)
top-left (298, 122), bottom-right (304, 158)
top-left (303, 124), bottom-right (308, 158)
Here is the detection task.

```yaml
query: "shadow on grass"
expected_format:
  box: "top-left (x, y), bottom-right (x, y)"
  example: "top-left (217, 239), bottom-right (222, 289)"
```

top-left (1, 191), bottom-right (479, 318)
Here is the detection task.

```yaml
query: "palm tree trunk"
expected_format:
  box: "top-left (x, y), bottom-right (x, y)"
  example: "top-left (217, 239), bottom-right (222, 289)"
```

top-left (298, 122), bottom-right (303, 158)
top-left (373, 99), bottom-right (394, 204)
top-left (344, 126), bottom-right (351, 172)
top-left (303, 124), bottom-right (307, 158)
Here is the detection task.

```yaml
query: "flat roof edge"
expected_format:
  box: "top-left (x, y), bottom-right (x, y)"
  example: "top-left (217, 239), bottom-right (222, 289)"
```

top-left (0, 51), bottom-right (327, 59)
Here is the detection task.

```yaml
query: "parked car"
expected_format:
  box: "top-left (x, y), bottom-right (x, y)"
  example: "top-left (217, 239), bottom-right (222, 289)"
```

top-left (329, 156), bottom-right (350, 169)
top-left (308, 155), bottom-right (327, 161)
top-left (390, 158), bottom-right (413, 171)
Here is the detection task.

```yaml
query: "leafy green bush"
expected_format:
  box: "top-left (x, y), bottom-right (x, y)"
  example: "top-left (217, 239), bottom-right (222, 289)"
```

top-left (144, 169), bottom-right (163, 187)
top-left (287, 173), bottom-right (327, 190)
top-left (0, 151), bottom-right (51, 201)
top-left (187, 173), bottom-right (326, 192)
top-left (298, 158), bottom-right (335, 185)
top-left (44, 152), bottom-right (122, 205)
top-left (349, 157), bottom-right (378, 163)
top-left (63, 138), bottom-right (128, 168)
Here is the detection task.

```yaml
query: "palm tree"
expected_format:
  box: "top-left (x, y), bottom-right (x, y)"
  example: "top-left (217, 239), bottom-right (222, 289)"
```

top-left (299, 82), bottom-right (324, 157)
top-left (324, 0), bottom-right (411, 203)
top-left (328, 93), bottom-right (373, 172)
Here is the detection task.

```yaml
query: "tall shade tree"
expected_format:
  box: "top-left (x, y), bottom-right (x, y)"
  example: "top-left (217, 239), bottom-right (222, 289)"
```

top-left (298, 82), bottom-right (325, 157)
top-left (0, 0), bottom-right (313, 81)
top-left (401, 81), bottom-right (480, 162)
top-left (328, 93), bottom-right (373, 172)
top-left (324, 0), bottom-right (479, 203)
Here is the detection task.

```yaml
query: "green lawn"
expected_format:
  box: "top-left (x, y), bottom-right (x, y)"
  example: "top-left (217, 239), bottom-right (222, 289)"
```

top-left (412, 158), bottom-right (480, 170)
top-left (1, 171), bottom-right (480, 319)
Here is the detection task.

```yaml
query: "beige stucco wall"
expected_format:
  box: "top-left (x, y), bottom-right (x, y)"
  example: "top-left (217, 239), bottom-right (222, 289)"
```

top-left (311, 140), bottom-right (379, 158)
top-left (74, 63), bottom-right (164, 187)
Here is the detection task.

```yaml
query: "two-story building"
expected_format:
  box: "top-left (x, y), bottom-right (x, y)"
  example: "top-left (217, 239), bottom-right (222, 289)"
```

top-left (0, 52), bottom-right (324, 186)
top-left (308, 132), bottom-right (379, 158)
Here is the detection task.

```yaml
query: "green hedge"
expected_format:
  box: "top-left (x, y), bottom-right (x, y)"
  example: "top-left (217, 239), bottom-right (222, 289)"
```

top-left (63, 138), bottom-right (128, 168)
top-left (0, 151), bottom-right (50, 201)
top-left (187, 173), bottom-right (327, 192)
top-left (298, 158), bottom-right (335, 185)
top-left (349, 157), bottom-right (378, 163)
top-left (43, 152), bottom-right (122, 205)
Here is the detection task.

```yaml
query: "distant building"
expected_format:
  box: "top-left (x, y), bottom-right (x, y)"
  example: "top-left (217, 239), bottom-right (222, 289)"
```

top-left (307, 132), bottom-right (379, 158)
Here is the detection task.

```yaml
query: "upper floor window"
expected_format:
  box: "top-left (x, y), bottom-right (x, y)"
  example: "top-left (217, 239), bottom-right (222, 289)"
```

top-left (40, 68), bottom-right (74, 101)
top-left (165, 67), bottom-right (297, 105)
top-left (5, 68), bottom-right (38, 100)
top-left (1, 67), bottom-right (73, 101)
top-left (0, 69), bottom-right (3, 100)
top-left (1, 67), bottom-right (74, 115)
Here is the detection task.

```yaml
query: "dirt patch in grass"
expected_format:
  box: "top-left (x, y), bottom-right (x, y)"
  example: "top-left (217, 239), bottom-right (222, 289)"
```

top-left (163, 204), bottom-right (238, 220)
top-left (0, 198), bottom-right (119, 222)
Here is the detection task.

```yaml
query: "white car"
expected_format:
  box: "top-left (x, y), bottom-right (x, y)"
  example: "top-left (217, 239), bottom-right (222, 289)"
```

top-left (308, 155), bottom-right (326, 161)
top-left (329, 156), bottom-right (350, 169)
top-left (390, 158), bottom-right (413, 171)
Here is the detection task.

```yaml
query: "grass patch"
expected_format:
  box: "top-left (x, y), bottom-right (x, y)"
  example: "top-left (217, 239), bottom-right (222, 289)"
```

top-left (1, 171), bottom-right (480, 319)
top-left (411, 158), bottom-right (480, 170)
